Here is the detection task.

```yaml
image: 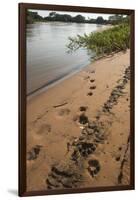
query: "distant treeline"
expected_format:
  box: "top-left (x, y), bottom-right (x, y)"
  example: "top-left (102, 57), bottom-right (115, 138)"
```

top-left (27, 11), bottom-right (129, 25)
top-left (27, 11), bottom-right (43, 24)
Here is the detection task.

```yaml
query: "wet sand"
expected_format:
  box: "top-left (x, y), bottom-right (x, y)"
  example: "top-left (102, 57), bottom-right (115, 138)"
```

top-left (26, 50), bottom-right (130, 191)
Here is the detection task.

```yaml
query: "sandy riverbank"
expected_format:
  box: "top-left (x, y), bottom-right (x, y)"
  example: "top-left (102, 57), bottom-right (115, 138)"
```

top-left (26, 50), bottom-right (130, 191)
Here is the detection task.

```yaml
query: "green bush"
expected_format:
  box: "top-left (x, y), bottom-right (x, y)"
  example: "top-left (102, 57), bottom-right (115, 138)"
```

top-left (67, 23), bottom-right (130, 57)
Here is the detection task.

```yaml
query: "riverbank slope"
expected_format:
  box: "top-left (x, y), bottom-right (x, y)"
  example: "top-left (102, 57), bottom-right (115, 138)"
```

top-left (26, 50), bottom-right (130, 191)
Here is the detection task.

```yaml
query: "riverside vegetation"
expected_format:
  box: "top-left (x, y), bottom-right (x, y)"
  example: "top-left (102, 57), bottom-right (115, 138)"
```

top-left (67, 23), bottom-right (130, 57)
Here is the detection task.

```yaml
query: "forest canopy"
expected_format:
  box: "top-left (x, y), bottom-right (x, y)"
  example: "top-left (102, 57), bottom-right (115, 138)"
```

top-left (27, 11), bottom-right (129, 25)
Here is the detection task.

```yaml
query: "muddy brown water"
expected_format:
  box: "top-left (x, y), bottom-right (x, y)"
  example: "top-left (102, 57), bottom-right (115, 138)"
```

top-left (27, 22), bottom-right (105, 95)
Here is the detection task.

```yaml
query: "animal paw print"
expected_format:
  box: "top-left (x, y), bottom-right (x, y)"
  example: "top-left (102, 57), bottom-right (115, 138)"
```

top-left (87, 159), bottom-right (101, 177)
top-left (27, 145), bottom-right (42, 160)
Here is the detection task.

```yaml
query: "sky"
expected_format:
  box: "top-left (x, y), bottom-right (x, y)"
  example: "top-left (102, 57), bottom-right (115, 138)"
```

top-left (29, 9), bottom-right (114, 20)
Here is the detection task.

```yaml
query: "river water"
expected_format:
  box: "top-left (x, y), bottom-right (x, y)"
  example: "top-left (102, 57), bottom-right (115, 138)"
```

top-left (26, 22), bottom-right (104, 95)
